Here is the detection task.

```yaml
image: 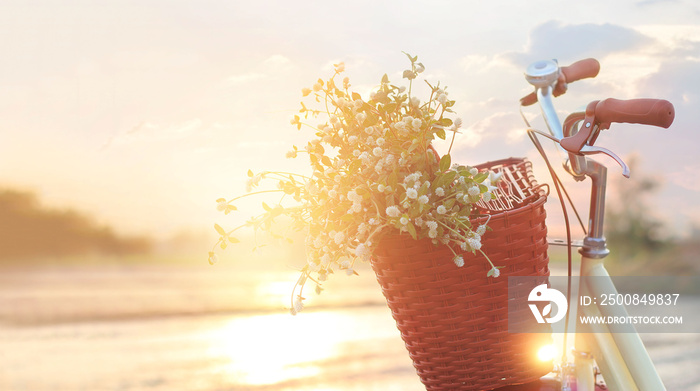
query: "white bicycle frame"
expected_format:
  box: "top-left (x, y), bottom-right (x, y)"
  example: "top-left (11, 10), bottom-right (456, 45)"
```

top-left (525, 59), bottom-right (666, 391)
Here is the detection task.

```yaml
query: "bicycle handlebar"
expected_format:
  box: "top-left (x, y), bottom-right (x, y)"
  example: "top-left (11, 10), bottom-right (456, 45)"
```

top-left (560, 98), bottom-right (675, 154)
top-left (594, 98), bottom-right (675, 129)
top-left (560, 58), bottom-right (600, 86)
top-left (520, 58), bottom-right (601, 106)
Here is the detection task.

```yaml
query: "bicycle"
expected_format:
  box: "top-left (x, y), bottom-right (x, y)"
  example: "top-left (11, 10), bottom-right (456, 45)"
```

top-left (494, 58), bottom-right (675, 391)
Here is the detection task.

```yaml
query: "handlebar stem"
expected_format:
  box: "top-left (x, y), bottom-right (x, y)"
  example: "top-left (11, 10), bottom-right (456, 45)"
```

top-left (536, 86), bottom-right (564, 140)
top-left (581, 159), bottom-right (610, 259)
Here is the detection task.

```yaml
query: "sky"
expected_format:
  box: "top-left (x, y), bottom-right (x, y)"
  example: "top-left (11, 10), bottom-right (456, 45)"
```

top-left (1, 0), bottom-right (699, 242)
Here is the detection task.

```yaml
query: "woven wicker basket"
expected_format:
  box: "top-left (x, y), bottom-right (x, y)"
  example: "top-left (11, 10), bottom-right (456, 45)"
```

top-left (370, 157), bottom-right (552, 391)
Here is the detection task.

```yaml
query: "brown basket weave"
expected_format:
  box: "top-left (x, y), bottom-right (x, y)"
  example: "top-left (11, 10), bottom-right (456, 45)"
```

top-left (370, 157), bottom-right (552, 391)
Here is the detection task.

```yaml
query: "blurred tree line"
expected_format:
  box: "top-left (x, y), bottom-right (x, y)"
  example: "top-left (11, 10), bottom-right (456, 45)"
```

top-left (0, 189), bottom-right (151, 261)
top-left (605, 156), bottom-right (695, 275)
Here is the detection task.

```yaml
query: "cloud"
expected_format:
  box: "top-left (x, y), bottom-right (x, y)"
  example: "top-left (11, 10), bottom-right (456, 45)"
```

top-left (222, 54), bottom-right (293, 86)
top-left (506, 21), bottom-right (654, 67)
top-left (102, 118), bottom-right (209, 148)
top-left (224, 72), bottom-right (266, 85)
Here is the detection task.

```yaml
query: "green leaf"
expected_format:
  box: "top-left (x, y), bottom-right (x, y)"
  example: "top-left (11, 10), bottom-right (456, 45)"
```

top-left (435, 128), bottom-right (446, 140)
top-left (349, 159), bottom-right (362, 173)
top-left (388, 172), bottom-right (398, 189)
top-left (352, 92), bottom-right (361, 101)
top-left (406, 222), bottom-right (417, 240)
top-left (437, 117), bottom-right (453, 127)
top-left (473, 172), bottom-right (489, 182)
top-left (220, 241), bottom-right (227, 250)
top-left (321, 155), bottom-right (333, 167)
top-left (437, 171), bottom-right (457, 188)
top-left (402, 70), bottom-right (416, 80)
top-left (214, 224), bottom-right (226, 236)
top-left (247, 169), bottom-right (254, 178)
top-left (439, 154), bottom-right (451, 172)
top-left (228, 236), bottom-right (240, 244)
top-left (262, 202), bottom-right (272, 212)
top-left (216, 198), bottom-right (226, 203)
top-left (381, 73), bottom-right (389, 84)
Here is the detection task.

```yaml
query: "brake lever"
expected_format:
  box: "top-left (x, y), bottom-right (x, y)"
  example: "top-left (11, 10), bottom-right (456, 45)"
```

top-left (529, 130), bottom-right (631, 178)
top-left (579, 145), bottom-right (630, 178)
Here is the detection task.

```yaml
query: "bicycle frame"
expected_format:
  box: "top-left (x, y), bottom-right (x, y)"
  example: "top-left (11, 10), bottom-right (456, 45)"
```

top-left (528, 61), bottom-right (667, 390)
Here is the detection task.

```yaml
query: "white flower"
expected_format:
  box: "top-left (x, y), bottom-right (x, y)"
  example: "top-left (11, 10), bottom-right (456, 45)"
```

top-left (384, 154), bottom-right (396, 165)
top-left (359, 152), bottom-right (370, 164)
top-left (412, 118), bottom-right (422, 131)
top-left (377, 184), bottom-right (386, 192)
top-left (406, 188), bottom-right (418, 199)
top-left (489, 267), bottom-right (501, 278)
top-left (348, 135), bottom-right (358, 144)
top-left (452, 117), bottom-right (463, 129)
top-left (428, 229), bottom-right (438, 238)
top-left (426, 221), bottom-right (438, 231)
top-left (245, 173), bottom-right (263, 192)
top-left (453, 255), bottom-right (464, 267)
top-left (410, 96), bottom-right (420, 107)
top-left (418, 195), bottom-right (429, 204)
top-left (468, 186), bottom-right (480, 196)
top-left (347, 190), bottom-right (361, 202)
top-left (356, 112), bottom-right (367, 124)
top-left (435, 187), bottom-right (445, 197)
top-left (400, 216), bottom-right (409, 225)
top-left (415, 63), bottom-right (425, 73)
top-left (354, 99), bottom-right (363, 108)
top-left (489, 171), bottom-right (504, 183)
top-left (469, 167), bottom-right (479, 176)
top-left (468, 236), bottom-right (482, 251)
top-left (313, 82), bottom-right (322, 91)
top-left (438, 93), bottom-right (448, 105)
top-left (372, 147), bottom-right (384, 157)
top-left (369, 218), bottom-right (379, 225)
top-left (208, 252), bottom-right (218, 265)
top-left (330, 115), bottom-right (340, 126)
top-left (216, 199), bottom-right (228, 212)
top-left (334, 231), bottom-right (346, 244)
top-left (320, 254), bottom-right (331, 267)
top-left (358, 223), bottom-right (368, 235)
top-left (354, 243), bottom-right (371, 261)
top-left (336, 97), bottom-right (347, 108)
top-left (386, 205), bottom-right (401, 217)
top-left (476, 225), bottom-right (487, 236)
top-left (328, 189), bottom-right (338, 199)
top-left (482, 192), bottom-right (492, 202)
top-left (375, 137), bottom-right (385, 146)
top-left (345, 268), bottom-right (355, 276)
top-left (285, 150), bottom-right (297, 159)
top-left (292, 295), bottom-right (304, 315)
top-left (437, 205), bottom-right (447, 214)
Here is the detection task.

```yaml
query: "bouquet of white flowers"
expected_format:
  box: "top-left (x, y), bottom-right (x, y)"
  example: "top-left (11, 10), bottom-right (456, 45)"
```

top-left (210, 53), bottom-right (503, 314)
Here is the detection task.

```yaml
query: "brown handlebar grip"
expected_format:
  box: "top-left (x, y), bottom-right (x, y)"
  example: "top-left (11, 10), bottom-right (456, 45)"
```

top-left (520, 58), bottom-right (600, 106)
top-left (561, 58), bottom-right (600, 83)
top-left (595, 98), bottom-right (675, 128)
top-left (520, 92), bottom-right (537, 106)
